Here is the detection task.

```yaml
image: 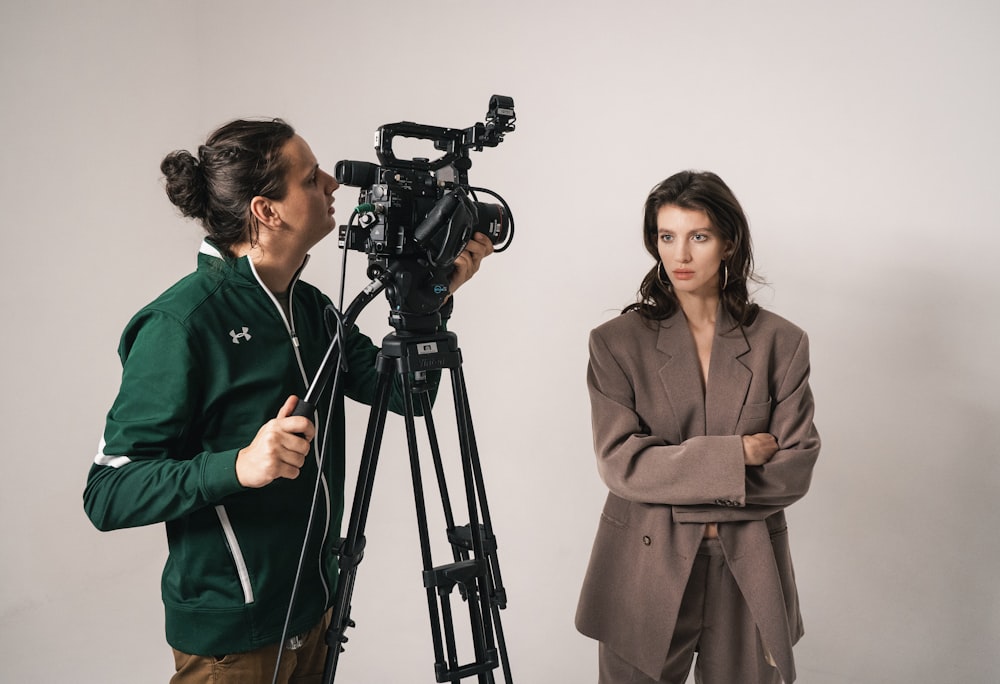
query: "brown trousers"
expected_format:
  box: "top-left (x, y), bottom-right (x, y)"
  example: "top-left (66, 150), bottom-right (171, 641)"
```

top-left (599, 539), bottom-right (782, 684)
top-left (170, 610), bottom-right (331, 684)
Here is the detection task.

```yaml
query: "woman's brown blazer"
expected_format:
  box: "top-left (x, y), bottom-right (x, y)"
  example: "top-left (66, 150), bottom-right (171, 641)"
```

top-left (576, 306), bottom-right (820, 683)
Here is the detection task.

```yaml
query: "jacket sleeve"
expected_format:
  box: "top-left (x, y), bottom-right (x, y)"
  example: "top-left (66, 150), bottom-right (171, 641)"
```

top-left (588, 327), bottom-right (746, 506)
top-left (672, 329), bottom-right (821, 524)
top-left (83, 312), bottom-right (245, 532)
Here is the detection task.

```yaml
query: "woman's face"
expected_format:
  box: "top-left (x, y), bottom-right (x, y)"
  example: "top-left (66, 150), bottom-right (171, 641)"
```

top-left (656, 204), bottom-right (730, 298)
top-left (270, 134), bottom-right (339, 250)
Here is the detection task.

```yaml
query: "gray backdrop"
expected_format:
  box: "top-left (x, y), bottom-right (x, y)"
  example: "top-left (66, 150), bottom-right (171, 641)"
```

top-left (2, 1), bottom-right (998, 682)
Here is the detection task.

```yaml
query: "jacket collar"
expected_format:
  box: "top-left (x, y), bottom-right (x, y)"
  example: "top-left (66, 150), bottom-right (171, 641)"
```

top-left (197, 240), bottom-right (310, 294)
top-left (655, 304), bottom-right (752, 436)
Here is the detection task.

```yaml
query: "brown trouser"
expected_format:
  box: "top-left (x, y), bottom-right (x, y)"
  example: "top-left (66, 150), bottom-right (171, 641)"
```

top-left (170, 610), bottom-right (331, 684)
top-left (599, 539), bottom-right (782, 684)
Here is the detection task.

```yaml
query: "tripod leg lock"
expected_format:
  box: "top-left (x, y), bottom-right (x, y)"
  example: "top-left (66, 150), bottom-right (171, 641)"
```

top-left (325, 617), bottom-right (356, 650)
top-left (447, 524), bottom-right (498, 554)
top-left (333, 536), bottom-right (367, 570)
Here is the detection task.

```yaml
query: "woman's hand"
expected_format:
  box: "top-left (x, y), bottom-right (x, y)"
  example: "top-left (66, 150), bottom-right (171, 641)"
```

top-left (448, 232), bottom-right (495, 294)
top-left (236, 396), bottom-right (315, 488)
top-left (742, 432), bottom-right (778, 466)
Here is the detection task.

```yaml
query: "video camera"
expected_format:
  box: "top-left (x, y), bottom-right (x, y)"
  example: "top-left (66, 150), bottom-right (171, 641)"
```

top-left (336, 95), bottom-right (516, 329)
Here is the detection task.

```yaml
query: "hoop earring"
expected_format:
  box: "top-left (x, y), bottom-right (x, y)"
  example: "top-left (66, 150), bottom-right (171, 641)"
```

top-left (657, 262), bottom-right (672, 290)
top-left (720, 262), bottom-right (729, 291)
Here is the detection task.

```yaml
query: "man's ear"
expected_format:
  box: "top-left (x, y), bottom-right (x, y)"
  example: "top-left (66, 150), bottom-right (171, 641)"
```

top-left (250, 195), bottom-right (282, 228)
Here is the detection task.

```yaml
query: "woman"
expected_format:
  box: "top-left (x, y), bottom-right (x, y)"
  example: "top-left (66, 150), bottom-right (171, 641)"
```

top-left (576, 171), bottom-right (820, 683)
top-left (83, 118), bottom-right (493, 683)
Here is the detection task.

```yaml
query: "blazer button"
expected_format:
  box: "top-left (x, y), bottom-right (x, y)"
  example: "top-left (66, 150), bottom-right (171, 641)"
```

top-left (642, 535), bottom-right (652, 546)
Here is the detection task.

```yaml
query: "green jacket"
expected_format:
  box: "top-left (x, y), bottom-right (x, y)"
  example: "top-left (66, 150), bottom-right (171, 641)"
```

top-left (84, 241), bottom-right (425, 655)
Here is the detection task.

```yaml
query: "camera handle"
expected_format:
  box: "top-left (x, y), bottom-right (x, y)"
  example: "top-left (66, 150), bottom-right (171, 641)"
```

top-left (322, 329), bottom-right (512, 684)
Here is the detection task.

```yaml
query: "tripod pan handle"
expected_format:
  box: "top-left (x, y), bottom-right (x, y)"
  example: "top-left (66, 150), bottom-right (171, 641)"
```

top-left (291, 398), bottom-right (316, 420)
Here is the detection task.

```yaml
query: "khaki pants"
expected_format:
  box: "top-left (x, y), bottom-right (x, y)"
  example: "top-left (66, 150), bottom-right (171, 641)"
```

top-left (170, 610), bottom-right (331, 684)
top-left (599, 539), bottom-right (781, 684)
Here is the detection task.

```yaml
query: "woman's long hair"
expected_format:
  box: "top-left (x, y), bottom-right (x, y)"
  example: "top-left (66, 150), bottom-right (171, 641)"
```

top-left (625, 170), bottom-right (761, 326)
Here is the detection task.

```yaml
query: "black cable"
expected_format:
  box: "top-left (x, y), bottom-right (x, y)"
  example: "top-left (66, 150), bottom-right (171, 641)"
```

top-left (272, 222), bottom-right (357, 683)
top-left (468, 187), bottom-right (515, 252)
top-left (272, 310), bottom-right (347, 684)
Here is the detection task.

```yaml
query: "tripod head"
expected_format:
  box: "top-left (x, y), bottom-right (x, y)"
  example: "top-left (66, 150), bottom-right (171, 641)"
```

top-left (367, 255), bottom-right (455, 335)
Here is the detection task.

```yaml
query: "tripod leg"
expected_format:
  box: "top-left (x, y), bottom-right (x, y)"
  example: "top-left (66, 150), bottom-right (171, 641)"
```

top-left (452, 366), bottom-right (513, 683)
top-left (417, 392), bottom-right (462, 562)
top-left (409, 371), bottom-right (498, 684)
top-left (450, 368), bottom-right (499, 683)
top-left (419, 393), bottom-right (493, 684)
top-left (322, 361), bottom-right (396, 684)
top-left (399, 372), bottom-right (453, 677)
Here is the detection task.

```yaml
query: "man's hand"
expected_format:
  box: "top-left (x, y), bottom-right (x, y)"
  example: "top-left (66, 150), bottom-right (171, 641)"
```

top-left (448, 232), bottom-right (495, 294)
top-left (236, 396), bottom-right (315, 488)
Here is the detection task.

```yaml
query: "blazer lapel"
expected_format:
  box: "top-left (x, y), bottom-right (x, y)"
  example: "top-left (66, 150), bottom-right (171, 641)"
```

top-left (705, 307), bottom-right (752, 436)
top-left (655, 313), bottom-right (708, 437)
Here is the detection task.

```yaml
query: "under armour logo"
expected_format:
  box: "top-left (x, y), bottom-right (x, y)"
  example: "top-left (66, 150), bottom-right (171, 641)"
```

top-left (230, 327), bottom-right (252, 344)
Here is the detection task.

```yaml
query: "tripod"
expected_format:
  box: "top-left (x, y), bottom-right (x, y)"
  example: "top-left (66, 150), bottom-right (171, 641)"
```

top-left (320, 322), bottom-right (512, 683)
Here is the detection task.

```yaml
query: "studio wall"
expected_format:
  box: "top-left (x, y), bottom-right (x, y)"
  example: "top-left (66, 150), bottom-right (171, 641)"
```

top-left (2, 1), bottom-right (998, 681)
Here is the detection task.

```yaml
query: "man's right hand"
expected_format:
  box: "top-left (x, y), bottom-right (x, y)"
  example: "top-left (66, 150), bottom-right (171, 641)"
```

top-left (236, 395), bottom-right (315, 488)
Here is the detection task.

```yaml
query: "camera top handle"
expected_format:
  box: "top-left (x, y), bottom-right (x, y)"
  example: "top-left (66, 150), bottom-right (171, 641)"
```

top-left (373, 94), bottom-right (516, 178)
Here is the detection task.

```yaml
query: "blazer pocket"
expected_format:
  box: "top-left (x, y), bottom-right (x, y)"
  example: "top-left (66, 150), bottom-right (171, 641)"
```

top-left (600, 494), bottom-right (632, 528)
top-left (736, 398), bottom-right (772, 434)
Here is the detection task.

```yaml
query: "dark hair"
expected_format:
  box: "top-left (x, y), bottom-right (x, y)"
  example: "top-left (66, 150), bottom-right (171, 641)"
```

top-left (625, 170), bottom-right (760, 326)
top-left (160, 119), bottom-right (296, 256)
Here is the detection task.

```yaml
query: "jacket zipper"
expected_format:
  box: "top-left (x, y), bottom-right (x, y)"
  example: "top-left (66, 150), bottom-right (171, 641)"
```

top-left (234, 257), bottom-right (332, 605)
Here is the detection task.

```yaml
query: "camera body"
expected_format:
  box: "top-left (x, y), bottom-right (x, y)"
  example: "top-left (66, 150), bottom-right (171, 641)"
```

top-left (337, 96), bottom-right (515, 328)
